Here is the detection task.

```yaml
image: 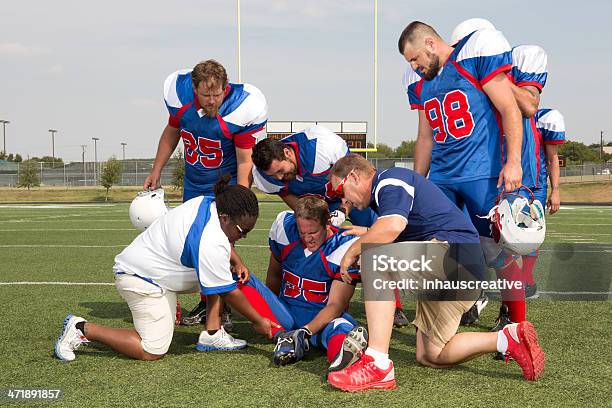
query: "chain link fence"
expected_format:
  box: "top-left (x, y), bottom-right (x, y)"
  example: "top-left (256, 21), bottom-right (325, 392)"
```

top-left (0, 159), bottom-right (610, 187)
top-left (0, 160), bottom-right (177, 187)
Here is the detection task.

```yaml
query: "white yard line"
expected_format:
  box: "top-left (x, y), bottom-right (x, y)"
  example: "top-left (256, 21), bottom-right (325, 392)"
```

top-left (0, 281), bottom-right (114, 286)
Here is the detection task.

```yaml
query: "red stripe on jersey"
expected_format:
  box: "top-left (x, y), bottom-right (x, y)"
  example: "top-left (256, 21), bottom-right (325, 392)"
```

top-left (494, 109), bottom-right (505, 167)
top-left (319, 250), bottom-right (335, 279)
top-left (544, 140), bottom-right (565, 145)
top-left (280, 240), bottom-right (301, 262)
top-left (217, 114), bottom-right (232, 139)
top-left (451, 61), bottom-right (483, 92)
top-left (168, 102), bottom-right (193, 128)
top-left (480, 64), bottom-right (512, 86)
top-left (286, 142), bottom-right (303, 177)
top-left (517, 81), bottom-right (544, 92)
top-left (234, 125), bottom-right (264, 149)
top-left (410, 103), bottom-right (424, 110)
top-left (530, 117), bottom-right (542, 187)
top-left (415, 78), bottom-right (424, 99)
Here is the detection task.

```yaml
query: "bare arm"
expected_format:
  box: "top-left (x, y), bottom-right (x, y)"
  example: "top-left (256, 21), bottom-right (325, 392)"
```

top-left (413, 110), bottom-right (433, 177)
top-left (303, 280), bottom-right (355, 335)
top-left (511, 84), bottom-right (540, 118)
top-left (545, 144), bottom-right (561, 214)
top-left (144, 125), bottom-right (181, 189)
top-left (235, 147), bottom-right (254, 188)
top-left (339, 216), bottom-right (407, 282)
top-left (280, 193), bottom-right (299, 211)
top-left (483, 73), bottom-right (523, 192)
top-left (265, 253), bottom-right (282, 295)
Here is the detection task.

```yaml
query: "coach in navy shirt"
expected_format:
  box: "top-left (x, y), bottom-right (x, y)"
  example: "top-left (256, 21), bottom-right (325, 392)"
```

top-left (325, 154), bottom-right (545, 392)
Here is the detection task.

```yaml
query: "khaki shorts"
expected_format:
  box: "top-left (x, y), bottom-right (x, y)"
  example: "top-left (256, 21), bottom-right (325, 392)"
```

top-left (115, 273), bottom-right (177, 355)
top-left (412, 299), bottom-right (474, 349)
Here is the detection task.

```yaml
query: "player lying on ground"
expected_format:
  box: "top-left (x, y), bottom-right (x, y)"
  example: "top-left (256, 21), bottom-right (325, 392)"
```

top-left (252, 130), bottom-right (411, 328)
top-left (326, 155), bottom-right (545, 392)
top-left (237, 196), bottom-right (368, 371)
top-left (54, 175), bottom-right (278, 361)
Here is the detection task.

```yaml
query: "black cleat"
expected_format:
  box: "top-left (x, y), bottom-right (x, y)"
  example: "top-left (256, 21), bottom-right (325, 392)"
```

top-left (181, 300), bottom-right (207, 326)
top-left (525, 283), bottom-right (539, 299)
top-left (491, 304), bottom-right (515, 360)
top-left (461, 291), bottom-right (489, 326)
top-left (328, 326), bottom-right (369, 372)
top-left (393, 308), bottom-right (410, 328)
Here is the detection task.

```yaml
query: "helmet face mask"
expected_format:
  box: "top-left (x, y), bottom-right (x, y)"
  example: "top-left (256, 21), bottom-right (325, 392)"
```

top-left (129, 188), bottom-right (169, 232)
top-left (486, 190), bottom-right (546, 256)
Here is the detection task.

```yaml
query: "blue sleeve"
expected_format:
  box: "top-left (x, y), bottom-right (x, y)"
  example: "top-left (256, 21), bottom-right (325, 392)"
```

top-left (375, 183), bottom-right (414, 221)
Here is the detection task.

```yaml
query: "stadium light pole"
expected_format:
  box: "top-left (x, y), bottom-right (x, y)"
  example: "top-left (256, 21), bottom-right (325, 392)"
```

top-left (373, 0), bottom-right (378, 151)
top-left (0, 120), bottom-right (9, 155)
top-left (48, 129), bottom-right (57, 166)
top-left (237, 0), bottom-right (241, 82)
top-left (92, 137), bottom-right (99, 185)
top-left (121, 142), bottom-right (127, 161)
top-left (601, 131), bottom-right (604, 160)
top-left (81, 144), bottom-right (87, 186)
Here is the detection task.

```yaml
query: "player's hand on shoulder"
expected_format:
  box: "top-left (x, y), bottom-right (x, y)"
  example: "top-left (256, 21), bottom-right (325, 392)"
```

top-left (341, 225), bottom-right (368, 237)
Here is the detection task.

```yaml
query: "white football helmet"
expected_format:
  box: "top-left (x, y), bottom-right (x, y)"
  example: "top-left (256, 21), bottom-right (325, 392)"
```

top-left (129, 188), bottom-right (168, 232)
top-left (450, 18), bottom-right (496, 45)
top-left (485, 189), bottom-right (546, 256)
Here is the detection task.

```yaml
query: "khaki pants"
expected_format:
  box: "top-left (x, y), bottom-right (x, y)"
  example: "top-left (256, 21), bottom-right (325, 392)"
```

top-left (115, 274), bottom-right (177, 355)
top-left (412, 299), bottom-right (475, 348)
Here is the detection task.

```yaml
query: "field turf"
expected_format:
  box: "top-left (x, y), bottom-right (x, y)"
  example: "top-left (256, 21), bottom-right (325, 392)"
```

top-left (0, 203), bottom-right (610, 407)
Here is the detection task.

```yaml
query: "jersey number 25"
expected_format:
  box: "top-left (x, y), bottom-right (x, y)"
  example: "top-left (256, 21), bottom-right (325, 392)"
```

top-left (424, 90), bottom-right (475, 143)
top-left (283, 270), bottom-right (328, 303)
top-left (181, 130), bottom-right (223, 168)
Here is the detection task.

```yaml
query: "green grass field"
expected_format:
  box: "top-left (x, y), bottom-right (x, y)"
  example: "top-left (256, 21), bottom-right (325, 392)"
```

top-left (0, 203), bottom-right (610, 407)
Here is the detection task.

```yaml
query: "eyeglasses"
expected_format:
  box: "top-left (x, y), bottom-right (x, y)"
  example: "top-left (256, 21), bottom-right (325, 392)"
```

top-left (235, 222), bottom-right (250, 238)
top-left (331, 169), bottom-right (355, 198)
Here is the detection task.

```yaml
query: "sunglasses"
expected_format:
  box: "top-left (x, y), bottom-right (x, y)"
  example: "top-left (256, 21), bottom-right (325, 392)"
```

top-left (331, 169), bottom-right (356, 198)
top-left (235, 222), bottom-right (251, 238)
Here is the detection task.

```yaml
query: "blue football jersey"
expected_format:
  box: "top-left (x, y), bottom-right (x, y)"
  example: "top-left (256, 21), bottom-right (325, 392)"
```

top-left (268, 211), bottom-right (360, 313)
top-left (253, 125), bottom-right (349, 202)
top-left (164, 70), bottom-right (268, 195)
top-left (405, 29), bottom-right (512, 183)
top-left (534, 109), bottom-right (566, 188)
top-left (369, 167), bottom-right (480, 243)
top-left (508, 45), bottom-right (548, 189)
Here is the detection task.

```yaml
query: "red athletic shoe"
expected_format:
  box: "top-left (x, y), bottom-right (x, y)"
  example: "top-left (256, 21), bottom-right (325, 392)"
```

top-left (503, 321), bottom-right (545, 381)
top-left (327, 353), bottom-right (396, 392)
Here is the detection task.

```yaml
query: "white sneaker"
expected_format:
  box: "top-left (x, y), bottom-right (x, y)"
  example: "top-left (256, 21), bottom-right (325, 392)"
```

top-left (196, 326), bottom-right (247, 351)
top-left (55, 314), bottom-right (89, 361)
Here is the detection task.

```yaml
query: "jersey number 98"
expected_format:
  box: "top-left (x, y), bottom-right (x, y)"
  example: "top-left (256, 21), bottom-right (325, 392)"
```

top-left (424, 90), bottom-right (475, 143)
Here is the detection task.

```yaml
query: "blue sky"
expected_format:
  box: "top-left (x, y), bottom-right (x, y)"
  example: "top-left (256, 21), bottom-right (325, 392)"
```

top-left (1, 0), bottom-right (610, 161)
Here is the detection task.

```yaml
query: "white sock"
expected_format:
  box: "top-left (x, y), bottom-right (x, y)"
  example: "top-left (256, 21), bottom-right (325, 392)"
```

top-left (365, 347), bottom-right (390, 370)
top-left (496, 330), bottom-right (508, 354)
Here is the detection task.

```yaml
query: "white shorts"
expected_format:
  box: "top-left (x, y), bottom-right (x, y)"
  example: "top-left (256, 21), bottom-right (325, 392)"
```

top-left (115, 273), bottom-right (177, 355)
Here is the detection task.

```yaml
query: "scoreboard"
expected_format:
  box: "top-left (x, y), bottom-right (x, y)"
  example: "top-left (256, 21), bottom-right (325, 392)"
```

top-left (265, 121), bottom-right (367, 150)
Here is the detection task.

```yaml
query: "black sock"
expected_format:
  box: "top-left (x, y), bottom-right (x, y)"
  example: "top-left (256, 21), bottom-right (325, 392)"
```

top-left (207, 329), bottom-right (218, 336)
top-left (75, 321), bottom-right (86, 335)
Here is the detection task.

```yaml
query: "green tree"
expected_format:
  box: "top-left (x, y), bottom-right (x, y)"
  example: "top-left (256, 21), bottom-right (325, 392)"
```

top-left (101, 156), bottom-right (122, 202)
top-left (14, 153), bottom-right (22, 163)
top-left (171, 148), bottom-right (184, 191)
top-left (0, 151), bottom-right (6, 160)
top-left (18, 160), bottom-right (40, 190)
top-left (366, 142), bottom-right (394, 158)
top-left (558, 141), bottom-right (599, 164)
top-left (7, 153), bottom-right (14, 161)
top-left (395, 140), bottom-right (417, 158)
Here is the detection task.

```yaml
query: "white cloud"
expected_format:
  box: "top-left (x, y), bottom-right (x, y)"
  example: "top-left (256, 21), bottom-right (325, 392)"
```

top-left (0, 42), bottom-right (49, 57)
